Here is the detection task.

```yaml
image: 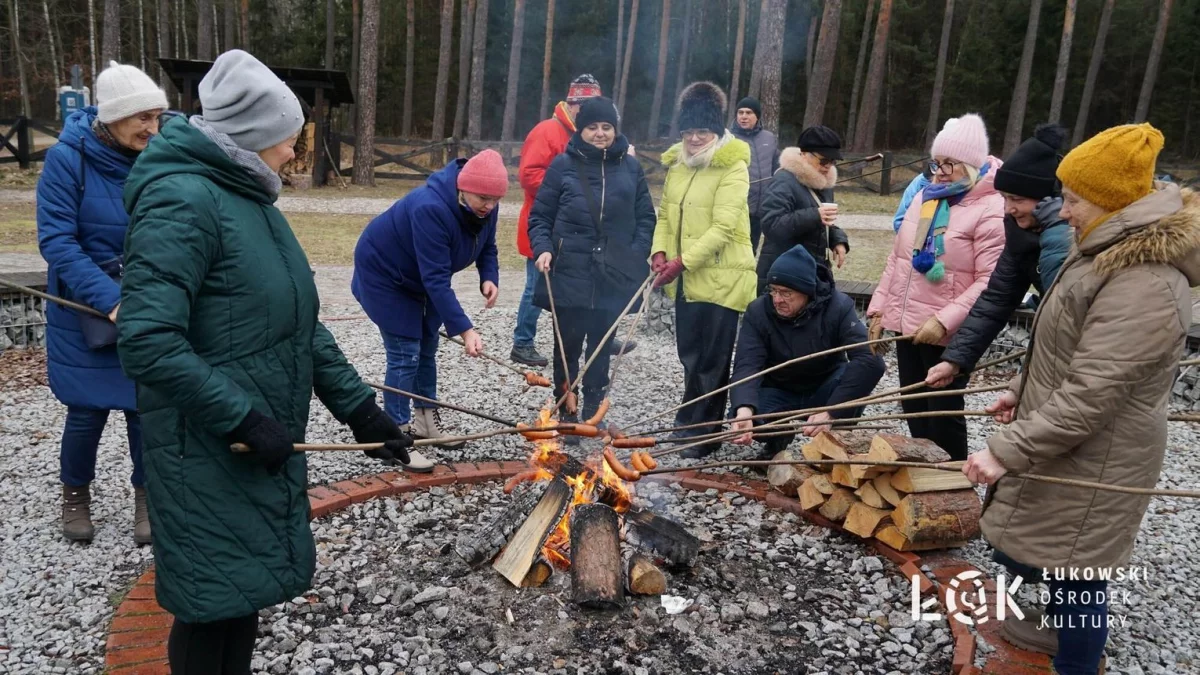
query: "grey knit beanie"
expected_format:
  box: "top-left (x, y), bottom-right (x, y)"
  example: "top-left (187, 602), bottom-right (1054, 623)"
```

top-left (198, 50), bottom-right (304, 152)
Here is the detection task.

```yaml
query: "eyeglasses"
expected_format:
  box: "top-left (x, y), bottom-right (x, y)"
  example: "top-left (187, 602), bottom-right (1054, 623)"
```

top-left (808, 153), bottom-right (837, 168)
top-left (681, 130), bottom-right (714, 140)
top-left (767, 287), bottom-right (800, 300)
top-left (929, 159), bottom-right (960, 175)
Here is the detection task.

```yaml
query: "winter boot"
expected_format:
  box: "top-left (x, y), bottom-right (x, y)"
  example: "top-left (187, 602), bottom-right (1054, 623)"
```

top-left (510, 345), bottom-right (549, 368)
top-left (1001, 607), bottom-right (1059, 656)
top-left (62, 484), bottom-right (95, 543)
top-left (609, 339), bottom-right (637, 356)
top-left (411, 408), bottom-right (466, 450)
top-left (133, 487), bottom-right (152, 545)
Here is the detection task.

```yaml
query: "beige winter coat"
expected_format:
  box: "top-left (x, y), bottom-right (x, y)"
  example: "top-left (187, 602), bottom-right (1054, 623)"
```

top-left (982, 183), bottom-right (1200, 572)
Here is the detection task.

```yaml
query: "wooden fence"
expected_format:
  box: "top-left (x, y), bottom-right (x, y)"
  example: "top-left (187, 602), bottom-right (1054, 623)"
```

top-left (0, 118), bottom-right (59, 169)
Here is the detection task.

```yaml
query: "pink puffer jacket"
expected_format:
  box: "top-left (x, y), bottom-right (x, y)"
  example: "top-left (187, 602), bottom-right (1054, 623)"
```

top-left (867, 157), bottom-right (1006, 344)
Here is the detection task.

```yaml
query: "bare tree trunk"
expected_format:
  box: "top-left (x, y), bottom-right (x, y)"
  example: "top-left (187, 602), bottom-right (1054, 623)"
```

top-left (923, 0), bottom-right (954, 144)
top-left (1047, 0), bottom-right (1076, 123)
top-left (803, 0), bottom-right (842, 128)
top-left (646, 0), bottom-right (673, 139)
top-left (402, 0), bottom-right (415, 136)
top-left (43, 0), bottom-right (62, 90)
top-left (617, 0), bottom-right (640, 118)
top-left (224, 0), bottom-right (236, 54)
top-left (240, 0), bottom-right (249, 48)
top-left (102, 0), bottom-right (121, 64)
top-left (196, 0), bottom-right (213, 60)
top-left (1072, 0), bottom-right (1114, 146)
top-left (467, 0), bottom-right (490, 140)
top-left (212, 2), bottom-right (219, 52)
top-left (157, 0), bottom-right (173, 99)
top-left (757, 0), bottom-right (786, 132)
top-left (539, 0), bottom-right (556, 120)
top-left (351, 0), bottom-right (361, 90)
top-left (614, 0), bottom-right (624, 106)
top-left (850, 0), bottom-right (892, 152)
top-left (1134, 0), bottom-right (1174, 123)
top-left (1002, 0), bottom-right (1042, 157)
top-left (453, 0), bottom-right (475, 139)
top-left (353, 0), bottom-right (381, 186)
top-left (179, 0), bottom-right (187, 58)
top-left (845, 0), bottom-right (874, 147)
top-left (747, 0), bottom-right (769, 98)
top-left (137, 0), bottom-right (146, 70)
top-left (668, 0), bottom-right (693, 138)
top-left (805, 11), bottom-right (818, 84)
top-left (727, 0), bottom-right (747, 122)
top-left (432, 0), bottom-right (456, 139)
top-left (9, 0), bottom-right (31, 118)
top-left (89, 0), bottom-right (98, 82)
top-left (325, 0), bottom-right (336, 67)
top-left (500, 0), bottom-right (526, 141)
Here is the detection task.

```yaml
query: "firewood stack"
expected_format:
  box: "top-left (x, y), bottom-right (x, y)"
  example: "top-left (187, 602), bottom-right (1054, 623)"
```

top-left (280, 122), bottom-right (316, 185)
top-left (768, 431), bottom-right (982, 552)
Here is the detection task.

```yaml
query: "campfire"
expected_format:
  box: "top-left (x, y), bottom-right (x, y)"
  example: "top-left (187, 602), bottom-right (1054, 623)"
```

top-left (455, 407), bottom-right (699, 608)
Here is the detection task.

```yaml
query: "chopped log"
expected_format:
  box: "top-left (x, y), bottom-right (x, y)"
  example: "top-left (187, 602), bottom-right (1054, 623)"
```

top-left (874, 524), bottom-right (968, 552)
top-left (801, 440), bottom-right (829, 470)
top-left (799, 476), bottom-right (828, 511)
top-left (832, 462), bottom-right (864, 489)
top-left (890, 463), bottom-right (972, 493)
top-left (570, 503), bottom-right (624, 608)
top-left (870, 434), bottom-right (952, 463)
top-left (622, 508), bottom-right (700, 568)
top-left (768, 449), bottom-right (819, 495)
top-left (456, 479), bottom-right (548, 566)
top-left (625, 552), bottom-right (667, 596)
top-left (892, 491), bottom-right (982, 546)
top-left (810, 473), bottom-right (836, 495)
top-left (818, 487), bottom-right (858, 522)
top-left (843, 502), bottom-right (893, 538)
top-left (492, 476), bottom-right (572, 586)
top-left (807, 431), bottom-right (872, 461)
top-left (521, 558), bottom-right (554, 587)
top-left (873, 474), bottom-right (905, 507)
top-left (854, 481), bottom-right (888, 509)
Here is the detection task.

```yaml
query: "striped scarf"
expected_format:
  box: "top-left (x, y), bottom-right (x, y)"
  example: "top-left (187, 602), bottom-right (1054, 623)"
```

top-left (911, 165), bottom-right (987, 282)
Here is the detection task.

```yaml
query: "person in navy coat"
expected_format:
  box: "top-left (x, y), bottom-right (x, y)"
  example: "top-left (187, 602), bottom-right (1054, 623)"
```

top-left (352, 150), bottom-right (506, 467)
top-left (36, 61), bottom-right (168, 544)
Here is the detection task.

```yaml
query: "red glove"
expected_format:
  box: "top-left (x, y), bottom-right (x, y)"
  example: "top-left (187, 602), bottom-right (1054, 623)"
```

top-left (651, 252), bottom-right (667, 274)
top-left (653, 257), bottom-right (684, 288)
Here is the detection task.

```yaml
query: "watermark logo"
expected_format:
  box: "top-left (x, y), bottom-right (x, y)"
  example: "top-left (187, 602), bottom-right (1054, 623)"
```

top-left (911, 570), bottom-right (1025, 625)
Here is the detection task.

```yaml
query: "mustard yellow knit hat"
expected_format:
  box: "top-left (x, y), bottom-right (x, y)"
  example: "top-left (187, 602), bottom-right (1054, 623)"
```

top-left (1056, 123), bottom-right (1164, 213)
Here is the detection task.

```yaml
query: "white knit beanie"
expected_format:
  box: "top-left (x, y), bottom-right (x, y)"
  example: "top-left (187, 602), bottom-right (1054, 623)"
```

top-left (930, 113), bottom-right (990, 169)
top-left (96, 61), bottom-right (169, 124)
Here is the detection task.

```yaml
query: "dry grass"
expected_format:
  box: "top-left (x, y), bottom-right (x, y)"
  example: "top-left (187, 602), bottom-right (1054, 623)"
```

top-left (838, 229), bottom-right (895, 284)
top-left (0, 203), bottom-right (38, 253)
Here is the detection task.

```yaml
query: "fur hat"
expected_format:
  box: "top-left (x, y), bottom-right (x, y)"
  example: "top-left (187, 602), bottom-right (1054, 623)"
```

top-left (995, 124), bottom-right (1066, 200)
top-left (676, 82), bottom-right (727, 137)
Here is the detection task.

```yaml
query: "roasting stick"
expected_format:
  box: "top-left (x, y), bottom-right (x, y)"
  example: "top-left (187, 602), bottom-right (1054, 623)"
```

top-left (602, 281), bottom-right (655, 397)
top-left (554, 272), bottom-right (657, 412)
top-left (229, 424), bottom-right (583, 454)
top-left (621, 334), bottom-right (916, 433)
top-left (1181, 357), bottom-right (1200, 367)
top-left (539, 269), bottom-right (578, 415)
top-left (439, 331), bottom-right (551, 386)
top-left (0, 278), bottom-right (110, 318)
top-left (636, 458), bottom-right (1200, 499)
top-left (365, 381), bottom-right (517, 427)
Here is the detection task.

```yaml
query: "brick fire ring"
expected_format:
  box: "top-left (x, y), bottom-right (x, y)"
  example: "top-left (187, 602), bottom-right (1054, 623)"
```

top-left (104, 462), bottom-right (1051, 674)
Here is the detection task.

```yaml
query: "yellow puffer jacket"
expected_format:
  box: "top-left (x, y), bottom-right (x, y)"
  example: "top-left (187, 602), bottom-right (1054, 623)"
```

top-left (652, 134), bottom-right (758, 312)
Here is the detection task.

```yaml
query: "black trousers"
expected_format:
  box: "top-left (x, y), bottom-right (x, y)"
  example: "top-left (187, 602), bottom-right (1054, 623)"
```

top-left (750, 215), bottom-right (762, 254)
top-left (552, 307), bottom-right (620, 410)
top-left (168, 613), bottom-right (259, 675)
top-left (674, 296), bottom-right (741, 436)
top-left (895, 341), bottom-right (970, 460)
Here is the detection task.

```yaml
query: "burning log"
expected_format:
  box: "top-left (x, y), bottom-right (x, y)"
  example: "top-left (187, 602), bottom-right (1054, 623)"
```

top-left (493, 476), bottom-right (573, 586)
top-left (456, 481), bottom-right (549, 567)
top-left (624, 552), bottom-right (667, 596)
top-left (767, 449), bottom-right (819, 495)
top-left (622, 508), bottom-right (700, 569)
top-left (570, 503), bottom-right (624, 608)
top-left (891, 491), bottom-right (982, 546)
top-left (521, 558), bottom-right (554, 587)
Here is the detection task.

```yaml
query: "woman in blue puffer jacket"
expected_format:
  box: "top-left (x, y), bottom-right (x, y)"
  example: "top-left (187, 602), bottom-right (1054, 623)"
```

top-left (36, 62), bottom-right (167, 544)
top-left (528, 97), bottom-right (656, 430)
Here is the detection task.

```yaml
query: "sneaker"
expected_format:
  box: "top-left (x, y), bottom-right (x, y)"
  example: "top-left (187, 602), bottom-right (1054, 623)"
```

top-left (1001, 607), bottom-right (1058, 656)
top-left (510, 345), bottom-right (549, 367)
top-left (610, 339), bottom-right (637, 356)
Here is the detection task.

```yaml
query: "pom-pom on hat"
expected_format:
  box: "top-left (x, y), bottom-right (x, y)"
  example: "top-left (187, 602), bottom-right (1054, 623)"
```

top-left (95, 61), bottom-right (169, 124)
top-left (676, 81), bottom-right (727, 137)
top-left (931, 113), bottom-right (990, 169)
top-left (457, 149), bottom-right (509, 197)
top-left (1057, 123), bottom-right (1165, 213)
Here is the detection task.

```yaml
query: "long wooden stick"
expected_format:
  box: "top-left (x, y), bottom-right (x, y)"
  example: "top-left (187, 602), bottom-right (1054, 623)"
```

top-left (229, 424), bottom-right (581, 454)
top-left (0, 278), bottom-right (109, 318)
top-left (365, 381), bottom-right (516, 427)
top-left (542, 268), bottom-right (576, 411)
top-left (439, 331), bottom-right (532, 378)
top-left (639, 458), bottom-right (1200, 499)
top-left (622, 334), bottom-right (915, 433)
top-left (604, 280), bottom-right (655, 396)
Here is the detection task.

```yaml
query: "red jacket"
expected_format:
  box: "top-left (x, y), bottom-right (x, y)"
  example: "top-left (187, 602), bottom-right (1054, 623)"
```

top-left (517, 102), bottom-right (575, 258)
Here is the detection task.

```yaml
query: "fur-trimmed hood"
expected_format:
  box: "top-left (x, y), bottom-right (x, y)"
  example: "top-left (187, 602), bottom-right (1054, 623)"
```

top-left (778, 146), bottom-right (837, 191)
top-left (1089, 183), bottom-right (1200, 284)
top-left (661, 133), bottom-right (752, 170)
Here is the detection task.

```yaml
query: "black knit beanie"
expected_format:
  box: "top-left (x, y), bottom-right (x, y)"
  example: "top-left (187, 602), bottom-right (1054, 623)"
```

top-left (676, 82), bottom-right (727, 137)
top-left (994, 124), bottom-right (1067, 200)
top-left (575, 97), bottom-right (620, 133)
top-left (767, 245), bottom-right (818, 298)
top-left (736, 97), bottom-right (762, 119)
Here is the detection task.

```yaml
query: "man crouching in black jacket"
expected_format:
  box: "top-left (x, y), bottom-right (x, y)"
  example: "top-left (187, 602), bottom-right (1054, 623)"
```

top-left (729, 245), bottom-right (885, 458)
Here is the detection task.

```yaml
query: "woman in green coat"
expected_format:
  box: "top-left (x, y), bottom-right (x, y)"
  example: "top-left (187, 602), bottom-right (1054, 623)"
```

top-left (651, 82), bottom-right (758, 457)
top-left (117, 50), bottom-right (412, 674)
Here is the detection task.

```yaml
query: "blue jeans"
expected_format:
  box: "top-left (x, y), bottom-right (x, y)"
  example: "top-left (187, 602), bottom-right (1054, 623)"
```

top-left (749, 363), bottom-right (856, 450)
top-left (512, 258), bottom-right (542, 348)
top-left (381, 329), bottom-right (439, 426)
top-left (60, 407), bottom-right (144, 487)
top-left (993, 549), bottom-right (1109, 674)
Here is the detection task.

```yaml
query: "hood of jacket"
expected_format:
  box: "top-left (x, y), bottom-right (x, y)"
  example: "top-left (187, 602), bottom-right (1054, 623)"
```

top-left (124, 115), bottom-right (272, 214)
top-left (566, 132), bottom-right (632, 163)
top-left (1032, 196), bottom-right (1064, 231)
top-left (1088, 184), bottom-right (1200, 285)
top-left (729, 122), bottom-right (763, 139)
top-left (59, 107), bottom-right (136, 182)
top-left (552, 101), bottom-right (578, 134)
top-left (661, 132), bottom-right (751, 170)
top-left (778, 146), bottom-right (837, 191)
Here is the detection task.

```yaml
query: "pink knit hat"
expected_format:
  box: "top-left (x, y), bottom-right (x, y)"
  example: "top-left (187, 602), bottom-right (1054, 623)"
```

top-left (457, 149), bottom-right (509, 197)
top-left (931, 113), bottom-right (989, 169)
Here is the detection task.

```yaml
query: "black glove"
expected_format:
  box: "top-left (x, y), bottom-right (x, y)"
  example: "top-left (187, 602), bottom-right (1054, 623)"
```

top-left (347, 399), bottom-right (413, 466)
top-left (230, 410), bottom-right (294, 474)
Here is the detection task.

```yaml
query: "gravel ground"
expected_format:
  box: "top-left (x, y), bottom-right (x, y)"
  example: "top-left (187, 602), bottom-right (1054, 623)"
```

top-left (1, 301), bottom-right (1198, 673)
